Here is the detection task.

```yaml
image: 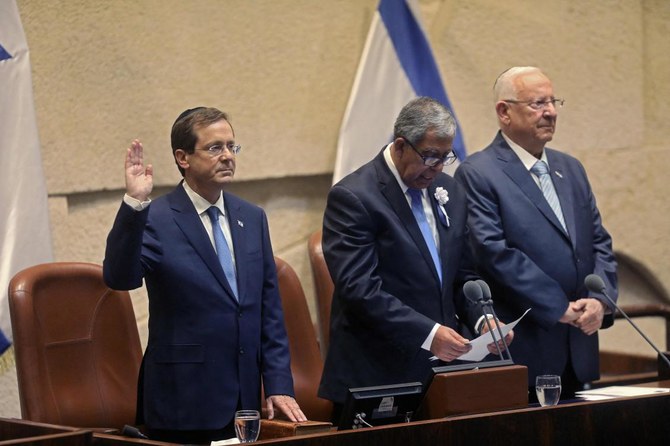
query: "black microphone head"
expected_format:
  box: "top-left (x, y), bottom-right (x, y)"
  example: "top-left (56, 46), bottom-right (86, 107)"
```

top-left (122, 425), bottom-right (148, 439)
top-left (585, 274), bottom-right (606, 294)
top-left (463, 280), bottom-right (483, 304)
top-left (476, 279), bottom-right (492, 300)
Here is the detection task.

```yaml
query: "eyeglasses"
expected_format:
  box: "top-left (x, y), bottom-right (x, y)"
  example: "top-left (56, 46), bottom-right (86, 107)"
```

top-left (503, 98), bottom-right (565, 111)
top-left (401, 137), bottom-right (457, 167)
top-left (199, 143), bottom-right (242, 157)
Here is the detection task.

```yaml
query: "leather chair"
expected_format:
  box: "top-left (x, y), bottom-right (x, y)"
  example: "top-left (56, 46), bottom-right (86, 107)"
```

top-left (274, 257), bottom-right (332, 422)
top-left (307, 230), bottom-right (334, 358)
top-left (8, 262), bottom-right (142, 430)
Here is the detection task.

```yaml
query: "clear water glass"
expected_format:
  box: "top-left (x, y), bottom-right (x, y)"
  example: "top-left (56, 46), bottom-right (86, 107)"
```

top-left (535, 375), bottom-right (562, 407)
top-left (234, 409), bottom-right (260, 443)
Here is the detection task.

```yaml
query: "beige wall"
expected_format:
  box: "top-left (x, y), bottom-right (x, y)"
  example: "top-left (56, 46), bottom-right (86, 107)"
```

top-left (1, 0), bottom-right (668, 417)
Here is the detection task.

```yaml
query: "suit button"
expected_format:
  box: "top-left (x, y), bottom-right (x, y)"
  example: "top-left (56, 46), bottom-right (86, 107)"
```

top-left (239, 349), bottom-right (244, 355)
top-left (238, 312), bottom-right (242, 318)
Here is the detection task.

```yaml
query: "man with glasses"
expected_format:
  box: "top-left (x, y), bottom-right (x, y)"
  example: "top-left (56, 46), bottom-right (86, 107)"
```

top-left (103, 107), bottom-right (305, 443)
top-left (455, 67), bottom-right (617, 399)
top-left (318, 97), bottom-right (512, 420)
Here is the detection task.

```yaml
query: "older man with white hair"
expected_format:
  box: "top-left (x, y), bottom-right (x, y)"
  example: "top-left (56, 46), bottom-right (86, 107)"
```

top-left (455, 67), bottom-right (618, 400)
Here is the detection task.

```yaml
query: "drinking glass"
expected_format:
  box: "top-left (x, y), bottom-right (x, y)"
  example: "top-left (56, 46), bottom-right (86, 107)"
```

top-left (234, 410), bottom-right (260, 443)
top-left (535, 375), bottom-right (561, 407)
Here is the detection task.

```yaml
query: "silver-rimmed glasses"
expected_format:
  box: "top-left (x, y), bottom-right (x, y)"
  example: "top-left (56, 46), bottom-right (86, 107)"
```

top-left (401, 137), bottom-right (457, 167)
top-left (200, 143), bottom-right (242, 157)
top-left (503, 98), bottom-right (565, 111)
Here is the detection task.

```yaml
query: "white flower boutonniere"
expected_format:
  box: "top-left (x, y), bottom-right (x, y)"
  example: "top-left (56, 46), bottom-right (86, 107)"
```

top-left (434, 187), bottom-right (450, 227)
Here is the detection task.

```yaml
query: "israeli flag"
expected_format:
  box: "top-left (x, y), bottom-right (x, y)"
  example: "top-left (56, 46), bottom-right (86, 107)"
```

top-left (0, 0), bottom-right (53, 353)
top-left (333, 0), bottom-right (466, 183)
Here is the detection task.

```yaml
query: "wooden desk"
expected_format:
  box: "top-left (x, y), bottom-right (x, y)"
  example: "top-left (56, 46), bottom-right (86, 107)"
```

top-left (255, 380), bottom-right (670, 446)
top-left (0, 418), bottom-right (91, 445)
top-left (67, 380), bottom-right (670, 446)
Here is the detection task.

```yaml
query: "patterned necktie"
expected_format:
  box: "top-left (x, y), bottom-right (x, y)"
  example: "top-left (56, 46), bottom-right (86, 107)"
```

top-left (407, 188), bottom-right (442, 283)
top-left (206, 206), bottom-right (238, 299)
top-left (530, 160), bottom-right (567, 232)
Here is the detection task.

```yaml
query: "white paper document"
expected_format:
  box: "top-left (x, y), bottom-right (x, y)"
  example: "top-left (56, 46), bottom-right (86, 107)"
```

top-left (430, 308), bottom-right (531, 363)
top-left (575, 386), bottom-right (670, 401)
top-left (457, 308), bottom-right (531, 361)
top-left (211, 438), bottom-right (240, 445)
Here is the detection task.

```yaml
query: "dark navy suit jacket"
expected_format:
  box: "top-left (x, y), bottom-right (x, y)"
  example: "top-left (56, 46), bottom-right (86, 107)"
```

top-left (455, 132), bottom-right (617, 385)
top-left (103, 184), bottom-right (293, 430)
top-left (318, 150), bottom-right (481, 404)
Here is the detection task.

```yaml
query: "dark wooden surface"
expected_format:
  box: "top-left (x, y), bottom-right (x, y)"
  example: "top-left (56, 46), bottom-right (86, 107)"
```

top-left (255, 380), bottom-right (670, 446)
top-left (421, 365), bottom-right (527, 418)
top-left (0, 418), bottom-right (90, 445)
top-left (8, 381), bottom-right (670, 446)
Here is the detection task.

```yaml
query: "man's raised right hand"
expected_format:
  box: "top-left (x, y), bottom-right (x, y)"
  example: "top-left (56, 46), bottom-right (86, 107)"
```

top-left (125, 139), bottom-right (153, 201)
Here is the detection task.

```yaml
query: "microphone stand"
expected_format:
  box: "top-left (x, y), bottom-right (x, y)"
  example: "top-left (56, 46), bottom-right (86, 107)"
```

top-left (476, 280), bottom-right (513, 362)
top-left (480, 297), bottom-right (513, 362)
top-left (597, 289), bottom-right (670, 371)
top-left (585, 274), bottom-right (670, 372)
top-left (481, 306), bottom-right (504, 358)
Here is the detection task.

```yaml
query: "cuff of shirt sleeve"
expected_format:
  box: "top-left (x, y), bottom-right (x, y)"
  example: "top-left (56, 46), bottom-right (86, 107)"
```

top-left (421, 323), bottom-right (440, 351)
top-left (475, 314), bottom-right (495, 335)
top-left (123, 193), bottom-right (151, 211)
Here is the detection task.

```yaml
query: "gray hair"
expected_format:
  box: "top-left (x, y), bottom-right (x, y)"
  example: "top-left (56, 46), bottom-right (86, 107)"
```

top-left (393, 96), bottom-right (456, 144)
top-left (493, 66), bottom-right (545, 102)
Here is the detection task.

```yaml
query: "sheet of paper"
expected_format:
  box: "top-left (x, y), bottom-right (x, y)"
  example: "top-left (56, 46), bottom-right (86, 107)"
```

top-left (575, 386), bottom-right (670, 401)
top-left (211, 438), bottom-right (240, 445)
top-left (457, 308), bottom-right (531, 361)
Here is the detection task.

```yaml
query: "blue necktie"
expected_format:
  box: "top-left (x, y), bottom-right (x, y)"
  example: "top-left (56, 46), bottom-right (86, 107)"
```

top-left (408, 189), bottom-right (442, 283)
top-left (530, 160), bottom-right (567, 232)
top-left (206, 206), bottom-right (238, 299)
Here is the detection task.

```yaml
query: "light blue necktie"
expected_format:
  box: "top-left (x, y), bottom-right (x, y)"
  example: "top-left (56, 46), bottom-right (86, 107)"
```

top-left (408, 188), bottom-right (442, 283)
top-left (206, 206), bottom-right (238, 299)
top-left (530, 160), bottom-right (567, 232)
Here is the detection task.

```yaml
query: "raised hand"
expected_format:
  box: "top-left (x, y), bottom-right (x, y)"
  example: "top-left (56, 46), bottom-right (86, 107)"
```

top-left (125, 139), bottom-right (153, 201)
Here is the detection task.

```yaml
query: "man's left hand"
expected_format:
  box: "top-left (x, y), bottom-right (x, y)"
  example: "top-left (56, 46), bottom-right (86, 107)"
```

top-left (573, 298), bottom-right (606, 335)
top-left (266, 395), bottom-right (307, 422)
top-left (481, 321), bottom-right (514, 355)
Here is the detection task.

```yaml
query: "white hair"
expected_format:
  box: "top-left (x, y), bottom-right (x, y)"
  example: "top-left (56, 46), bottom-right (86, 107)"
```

top-left (493, 67), bottom-right (545, 102)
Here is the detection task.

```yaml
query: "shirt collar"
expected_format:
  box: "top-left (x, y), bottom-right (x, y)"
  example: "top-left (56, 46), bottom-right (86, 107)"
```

top-left (181, 181), bottom-right (226, 216)
top-left (383, 143), bottom-right (425, 198)
top-left (501, 132), bottom-right (549, 171)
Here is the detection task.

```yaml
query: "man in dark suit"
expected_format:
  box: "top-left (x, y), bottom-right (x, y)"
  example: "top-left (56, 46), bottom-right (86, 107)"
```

top-left (455, 67), bottom-right (618, 397)
top-left (318, 97), bottom-right (512, 416)
top-left (103, 107), bottom-right (305, 443)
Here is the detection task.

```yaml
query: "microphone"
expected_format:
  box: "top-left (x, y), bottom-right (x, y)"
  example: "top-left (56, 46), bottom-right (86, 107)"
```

top-left (584, 274), bottom-right (670, 371)
top-left (463, 280), bottom-right (483, 304)
top-left (463, 280), bottom-right (506, 359)
top-left (122, 425), bottom-right (148, 440)
top-left (476, 279), bottom-right (513, 361)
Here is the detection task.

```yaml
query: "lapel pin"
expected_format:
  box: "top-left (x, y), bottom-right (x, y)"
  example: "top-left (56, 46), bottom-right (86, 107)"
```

top-left (555, 171), bottom-right (563, 178)
top-left (237, 220), bottom-right (244, 227)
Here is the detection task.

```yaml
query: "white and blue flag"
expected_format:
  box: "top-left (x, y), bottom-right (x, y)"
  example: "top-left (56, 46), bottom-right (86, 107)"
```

top-left (0, 0), bottom-right (53, 354)
top-left (333, 0), bottom-right (466, 183)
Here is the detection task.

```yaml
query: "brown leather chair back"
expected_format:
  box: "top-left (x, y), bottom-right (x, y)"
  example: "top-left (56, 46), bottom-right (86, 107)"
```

top-left (274, 257), bottom-right (332, 421)
top-left (8, 262), bottom-right (142, 430)
top-left (307, 230), bottom-right (334, 358)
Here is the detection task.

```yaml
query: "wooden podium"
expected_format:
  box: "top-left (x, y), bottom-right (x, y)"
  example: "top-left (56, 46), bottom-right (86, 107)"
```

top-left (420, 364), bottom-right (528, 419)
